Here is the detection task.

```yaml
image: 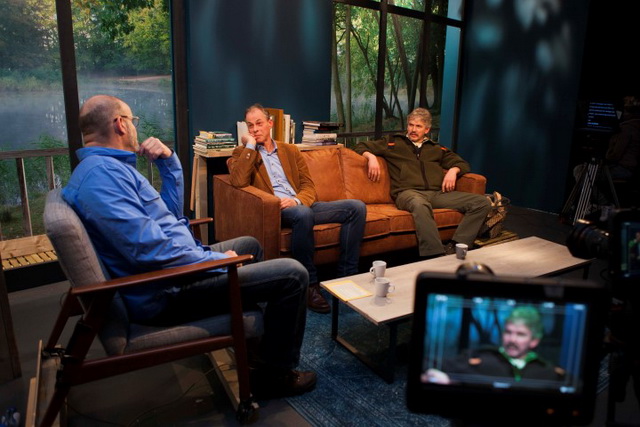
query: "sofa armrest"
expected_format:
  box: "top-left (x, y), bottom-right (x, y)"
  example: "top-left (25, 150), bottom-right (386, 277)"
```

top-left (213, 175), bottom-right (282, 260)
top-left (456, 173), bottom-right (487, 195)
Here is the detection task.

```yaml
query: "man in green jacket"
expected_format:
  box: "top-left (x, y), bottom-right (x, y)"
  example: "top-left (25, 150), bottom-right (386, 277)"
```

top-left (354, 108), bottom-right (490, 258)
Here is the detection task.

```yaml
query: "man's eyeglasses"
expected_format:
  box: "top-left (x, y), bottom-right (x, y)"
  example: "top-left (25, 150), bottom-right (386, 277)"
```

top-left (117, 115), bottom-right (140, 128)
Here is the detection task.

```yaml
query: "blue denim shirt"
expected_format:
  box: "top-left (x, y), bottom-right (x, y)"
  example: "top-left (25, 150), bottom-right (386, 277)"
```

top-left (62, 146), bottom-right (228, 320)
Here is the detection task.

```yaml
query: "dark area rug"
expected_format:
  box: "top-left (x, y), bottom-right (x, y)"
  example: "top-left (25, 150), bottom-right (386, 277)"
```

top-left (286, 303), bottom-right (450, 426)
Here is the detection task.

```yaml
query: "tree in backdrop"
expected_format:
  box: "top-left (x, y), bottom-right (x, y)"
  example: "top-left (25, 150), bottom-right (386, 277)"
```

top-left (74, 0), bottom-right (171, 75)
top-left (0, 0), bottom-right (58, 72)
top-left (331, 0), bottom-right (449, 135)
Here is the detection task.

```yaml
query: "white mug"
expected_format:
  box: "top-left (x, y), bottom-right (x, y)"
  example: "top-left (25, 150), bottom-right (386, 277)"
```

top-left (456, 243), bottom-right (468, 260)
top-left (374, 277), bottom-right (395, 298)
top-left (369, 260), bottom-right (387, 278)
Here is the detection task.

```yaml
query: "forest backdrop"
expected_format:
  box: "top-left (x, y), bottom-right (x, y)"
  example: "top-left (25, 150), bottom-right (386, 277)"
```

top-left (0, 0), bottom-right (172, 239)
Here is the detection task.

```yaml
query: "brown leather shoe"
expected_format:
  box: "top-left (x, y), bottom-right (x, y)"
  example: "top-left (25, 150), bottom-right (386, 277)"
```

top-left (308, 284), bottom-right (330, 313)
top-left (251, 369), bottom-right (317, 399)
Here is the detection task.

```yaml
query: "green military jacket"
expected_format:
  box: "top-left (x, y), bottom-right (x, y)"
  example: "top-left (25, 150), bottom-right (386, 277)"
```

top-left (354, 134), bottom-right (471, 198)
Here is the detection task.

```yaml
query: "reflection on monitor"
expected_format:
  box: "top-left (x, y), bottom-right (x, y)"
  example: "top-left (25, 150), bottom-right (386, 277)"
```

top-left (407, 272), bottom-right (607, 426)
top-left (423, 295), bottom-right (586, 393)
top-left (619, 220), bottom-right (640, 280)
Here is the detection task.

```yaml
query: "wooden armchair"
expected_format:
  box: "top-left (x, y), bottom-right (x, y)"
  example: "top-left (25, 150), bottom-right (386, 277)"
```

top-left (31, 189), bottom-right (263, 426)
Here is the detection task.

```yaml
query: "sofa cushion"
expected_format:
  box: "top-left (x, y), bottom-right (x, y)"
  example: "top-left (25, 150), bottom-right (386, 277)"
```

top-left (367, 204), bottom-right (415, 233)
top-left (341, 148), bottom-right (394, 204)
top-left (302, 148), bottom-right (347, 201)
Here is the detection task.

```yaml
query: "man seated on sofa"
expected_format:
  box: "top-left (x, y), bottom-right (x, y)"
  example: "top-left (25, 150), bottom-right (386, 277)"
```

top-left (229, 104), bottom-right (367, 314)
top-left (62, 95), bottom-right (316, 399)
top-left (354, 107), bottom-right (491, 258)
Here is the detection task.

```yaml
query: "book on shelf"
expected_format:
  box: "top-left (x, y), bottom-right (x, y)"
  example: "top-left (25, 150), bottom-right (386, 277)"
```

top-left (284, 114), bottom-right (291, 143)
top-left (193, 141), bottom-right (238, 149)
top-left (265, 108), bottom-right (285, 142)
top-left (299, 141), bottom-right (338, 146)
top-left (195, 136), bottom-right (235, 144)
top-left (301, 121), bottom-right (342, 130)
top-left (302, 131), bottom-right (338, 139)
top-left (198, 130), bottom-right (233, 139)
top-left (193, 144), bottom-right (235, 156)
top-left (301, 119), bottom-right (340, 144)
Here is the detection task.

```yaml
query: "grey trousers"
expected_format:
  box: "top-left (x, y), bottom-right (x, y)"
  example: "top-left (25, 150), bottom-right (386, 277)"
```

top-left (395, 189), bottom-right (492, 257)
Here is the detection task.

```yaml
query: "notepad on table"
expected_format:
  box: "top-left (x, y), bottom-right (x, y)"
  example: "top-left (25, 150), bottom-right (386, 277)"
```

top-left (324, 280), bottom-right (372, 301)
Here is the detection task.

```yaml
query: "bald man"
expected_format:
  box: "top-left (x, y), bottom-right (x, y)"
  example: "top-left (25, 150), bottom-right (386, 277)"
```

top-left (61, 95), bottom-right (316, 398)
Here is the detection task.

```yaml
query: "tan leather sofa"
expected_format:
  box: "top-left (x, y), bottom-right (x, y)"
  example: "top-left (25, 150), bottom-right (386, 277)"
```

top-left (213, 146), bottom-right (487, 264)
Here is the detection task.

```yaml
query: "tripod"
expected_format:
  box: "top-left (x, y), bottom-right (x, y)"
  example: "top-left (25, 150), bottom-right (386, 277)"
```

top-left (561, 156), bottom-right (620, 224)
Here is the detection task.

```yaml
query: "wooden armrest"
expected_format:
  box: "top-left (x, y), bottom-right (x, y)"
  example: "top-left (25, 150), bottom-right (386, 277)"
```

top-left (190, 217), bottom-right (214, 226)
top-left (71, 254), bottom-right (253, 296)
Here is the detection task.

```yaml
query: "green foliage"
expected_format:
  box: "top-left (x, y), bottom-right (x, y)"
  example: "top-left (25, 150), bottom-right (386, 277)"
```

top-left (122, 0), bottom-right (171, 73)
top-left (0, 0), bottom-right (58, 71)
top-left (72, 0), bottom-right (171, 75)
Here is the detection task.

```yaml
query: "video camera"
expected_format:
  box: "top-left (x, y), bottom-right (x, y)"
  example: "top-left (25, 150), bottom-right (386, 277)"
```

top-left (567, 207), bottom-right (640, 297)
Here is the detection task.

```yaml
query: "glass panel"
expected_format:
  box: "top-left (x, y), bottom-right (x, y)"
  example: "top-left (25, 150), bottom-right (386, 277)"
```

top-left (331, 4), bottom-right (380, 136)
top-left (382, 13), bottom-right (422, 132)
top-left (430, 0), bottom-right (452, 20)
top-left (446, 0), bottom-right (463, 20)
top-left (389, 0), bottom-right (425, 12)
top-left (383, 18), bottom-right (449, 136)
top-left (73, 0), bottom-right (174, 186)
top-left (438, 25), bottom-right (460, 147)
top-left (0, 0), bottom-right (65, 239)
top-left (419, 20), bottom-right (450, 140)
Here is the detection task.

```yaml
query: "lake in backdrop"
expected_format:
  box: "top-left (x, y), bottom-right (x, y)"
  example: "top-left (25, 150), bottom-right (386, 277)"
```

top-left (0, 77), bottom-right (174, 151)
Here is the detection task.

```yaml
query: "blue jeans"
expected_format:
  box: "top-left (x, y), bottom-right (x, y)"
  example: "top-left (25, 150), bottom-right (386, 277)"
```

top-left (141, 236), bottom-right (309, 370)
top-left (280, 199), bottom-right (366, 283)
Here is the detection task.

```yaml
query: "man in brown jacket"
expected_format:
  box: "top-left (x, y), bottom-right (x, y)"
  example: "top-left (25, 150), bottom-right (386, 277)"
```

top-left (229, 104), bottom-right (366, 313)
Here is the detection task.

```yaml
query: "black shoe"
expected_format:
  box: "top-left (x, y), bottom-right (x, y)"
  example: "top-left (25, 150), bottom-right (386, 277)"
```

top-left (250, 368), bottom-right (317, 399)
top-left (308, 284), bottom-right (331, 314)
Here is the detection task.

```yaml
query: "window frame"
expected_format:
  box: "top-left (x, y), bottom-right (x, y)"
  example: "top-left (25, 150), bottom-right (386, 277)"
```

top-left (333, 0), bottom-right (466, 148)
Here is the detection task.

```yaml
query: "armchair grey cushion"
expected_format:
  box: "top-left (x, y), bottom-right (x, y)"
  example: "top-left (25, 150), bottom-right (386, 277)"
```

top-left (44, 189), bottom-right (264, 356)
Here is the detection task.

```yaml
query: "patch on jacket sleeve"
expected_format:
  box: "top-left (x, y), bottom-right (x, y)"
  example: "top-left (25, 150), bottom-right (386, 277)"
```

top-left (440, 146), bottom-right (449, 152)
top-left (387, 141), bottom-right (395, 148)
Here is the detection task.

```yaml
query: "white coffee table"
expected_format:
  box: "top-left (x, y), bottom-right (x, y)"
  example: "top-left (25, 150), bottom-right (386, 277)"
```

top-left (320, 236), bottom-right (593, 382)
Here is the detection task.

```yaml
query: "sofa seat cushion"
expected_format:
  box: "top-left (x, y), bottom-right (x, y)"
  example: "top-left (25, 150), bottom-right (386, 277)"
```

top-left (363, 210), bottom-right (391, 239)
top-left (366, 204), bottom-right (413, 233)
top-left (433, 209), bottom-right (465, 228)
top-left (280, 222), bottom-right (342, 252)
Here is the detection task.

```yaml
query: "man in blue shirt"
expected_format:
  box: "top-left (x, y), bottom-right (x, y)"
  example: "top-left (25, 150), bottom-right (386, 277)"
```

top-left (62, 95), bottom-right (315, 398)
top-left (229, 104), bottom-right (367, 314)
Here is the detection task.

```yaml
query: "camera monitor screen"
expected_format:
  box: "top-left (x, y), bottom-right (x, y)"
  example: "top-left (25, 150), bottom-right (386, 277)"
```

top-left (613, 212), bottom-right (640, 283)
top-left (407, 272), bottom-right (607, 425)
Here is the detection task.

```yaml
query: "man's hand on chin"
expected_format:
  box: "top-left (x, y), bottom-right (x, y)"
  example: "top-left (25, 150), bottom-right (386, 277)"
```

top-left (241, 134), bottom-right (257, 146)
top-left (138, 137), bottom-right (172, 161)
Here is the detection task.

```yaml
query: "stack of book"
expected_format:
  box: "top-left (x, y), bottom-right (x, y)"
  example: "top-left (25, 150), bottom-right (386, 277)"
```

top-left (301, 121), bottom-right (341, 145)
top-left (193, 130), bottom-right (236, 155)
